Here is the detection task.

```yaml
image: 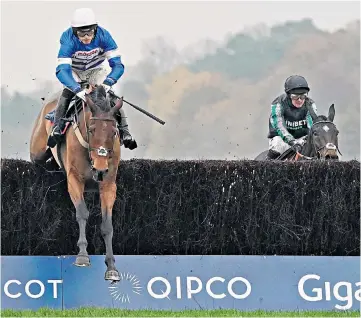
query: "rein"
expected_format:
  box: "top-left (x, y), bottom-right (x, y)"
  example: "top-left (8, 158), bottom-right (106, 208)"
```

top-left (71, 100), bottom-right (118, 170)
top-left (293, 120), bottom-right (342, 161)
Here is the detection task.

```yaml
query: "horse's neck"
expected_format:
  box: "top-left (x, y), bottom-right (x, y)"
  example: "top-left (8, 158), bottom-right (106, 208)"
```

top-left (77, 108), bottom-right (91, 135)
top-left (302, 133), bottom-right (316, 157)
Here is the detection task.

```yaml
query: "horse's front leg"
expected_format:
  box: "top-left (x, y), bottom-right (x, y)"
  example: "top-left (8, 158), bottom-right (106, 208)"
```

top-left (99, 181), bottom-right (120, 281)
top-left (68, 173), bottom-right (90, 267)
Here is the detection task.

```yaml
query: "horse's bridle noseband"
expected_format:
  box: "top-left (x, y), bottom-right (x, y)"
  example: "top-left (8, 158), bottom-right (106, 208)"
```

top-left (87, 116), bottom-right (118, 158)
top-left (310, 120), bottom-right (342, 157)
top-left (296, 120), bottom-right (342, 160)
top-left (71, 101), bottom-right (119, 173)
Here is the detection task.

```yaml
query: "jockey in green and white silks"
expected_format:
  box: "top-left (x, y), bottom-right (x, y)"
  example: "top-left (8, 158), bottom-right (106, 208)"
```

top-left (266, 75), bottom-right (318, 159)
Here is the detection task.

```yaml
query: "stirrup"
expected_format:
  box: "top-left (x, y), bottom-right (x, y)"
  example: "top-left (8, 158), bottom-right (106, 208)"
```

top-left (51, 124), bottom-right (62, 136)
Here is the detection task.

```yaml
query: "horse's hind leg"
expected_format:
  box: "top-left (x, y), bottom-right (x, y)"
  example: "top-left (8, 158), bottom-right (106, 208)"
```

top-left (99, 181), bottom-right (120, 281)
top-left (67, 173), bottom-right (90, 267)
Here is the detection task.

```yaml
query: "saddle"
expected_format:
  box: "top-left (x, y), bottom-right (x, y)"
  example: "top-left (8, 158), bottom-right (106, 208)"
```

top-left (276, 145), bottom-right (312, 161)
top-left (45, 97), bottom-right (83, 133)
top-left (45, 82), bottom-right (120, 147)
top-left (277, 148), bottom-right (298, 161)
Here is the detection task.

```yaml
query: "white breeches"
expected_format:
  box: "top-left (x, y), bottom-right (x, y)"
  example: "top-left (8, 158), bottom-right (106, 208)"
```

top-left (269, 136), bottom-right (306, 154)
top-left (71, 64), bottom-right (111, 86)
top-left (70, 64), bottom-right (126, 118)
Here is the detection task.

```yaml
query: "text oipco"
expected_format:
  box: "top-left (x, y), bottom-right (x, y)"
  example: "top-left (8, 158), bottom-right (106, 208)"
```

top-left (147, 276), bottom-right (252, 300)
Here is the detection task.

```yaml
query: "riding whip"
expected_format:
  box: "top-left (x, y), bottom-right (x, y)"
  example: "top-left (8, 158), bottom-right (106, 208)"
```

top-left (108, 90), bottom-right (166, 125)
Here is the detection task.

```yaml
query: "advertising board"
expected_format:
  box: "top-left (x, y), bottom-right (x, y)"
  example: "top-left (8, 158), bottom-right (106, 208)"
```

top-left (1, 256), bottom-right (62, 310)
top-left (1, 255), bottom-right (360, 311)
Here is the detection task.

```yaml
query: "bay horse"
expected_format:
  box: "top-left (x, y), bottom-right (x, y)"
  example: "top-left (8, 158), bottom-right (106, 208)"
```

top-left (255, 104), bottom-right (341, 161)
top-left (29, 84), bottom-right (122, 282)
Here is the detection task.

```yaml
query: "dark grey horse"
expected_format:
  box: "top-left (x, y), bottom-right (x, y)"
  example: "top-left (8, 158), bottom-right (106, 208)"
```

top-left (255, 104), bottom-right (341, 161)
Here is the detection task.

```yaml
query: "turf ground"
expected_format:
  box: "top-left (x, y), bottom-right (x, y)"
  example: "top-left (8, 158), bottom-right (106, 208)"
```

top-left (2, 308), bottom-right (360, 317)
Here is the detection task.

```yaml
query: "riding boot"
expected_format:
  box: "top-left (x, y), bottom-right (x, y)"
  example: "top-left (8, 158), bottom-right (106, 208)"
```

top-left (116, 108), bottom-right (137, 150)
top-left (48, 88), bottom-right (74, 148)
top-left (266, 149), bottom-right (280, 160)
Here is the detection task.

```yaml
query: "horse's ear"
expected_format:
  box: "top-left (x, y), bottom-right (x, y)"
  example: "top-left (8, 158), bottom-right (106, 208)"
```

top-left (85, 94), bottom-right (98, 114)
top-left (328, 103), bottom-right (335, 122)
top-left (111, 97), bottom-right (123, 116)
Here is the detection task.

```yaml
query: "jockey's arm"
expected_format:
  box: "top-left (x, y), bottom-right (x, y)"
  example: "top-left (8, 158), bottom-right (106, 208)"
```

top-left (56, 63), bottom-right (81, 93)
top-left (270, 103), bottom-right (295, 144)
top-left (104, 56), bottom-right (124, 86)
top-left (102, 30), bottom-right (125, 87)
top-left (306, 102), bottom-right (318, 128)
top-left (55, 36), bottom-right (82, 93)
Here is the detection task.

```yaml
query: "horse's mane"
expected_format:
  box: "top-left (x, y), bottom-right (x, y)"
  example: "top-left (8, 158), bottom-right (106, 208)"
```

top-left (89, 85), bottom-right (111, 112)
top-left (43, 85), bottom-right (111, 112)
top-left (314, 115), bottom-right (328, 123)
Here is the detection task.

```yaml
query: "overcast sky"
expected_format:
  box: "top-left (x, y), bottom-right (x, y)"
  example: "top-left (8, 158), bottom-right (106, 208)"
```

top-left (1, 0), bottom-right (360, 93)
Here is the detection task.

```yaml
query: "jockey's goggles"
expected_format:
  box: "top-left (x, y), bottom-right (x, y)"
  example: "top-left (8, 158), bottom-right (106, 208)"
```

top-left (290, 93), bottom-right (307, 101)
top-left (77, 29), bottom-right (95, 38)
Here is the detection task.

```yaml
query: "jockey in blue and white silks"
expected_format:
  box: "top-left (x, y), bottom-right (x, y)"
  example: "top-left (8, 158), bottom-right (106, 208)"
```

top-left (49, 7), bottom-right (137, 150)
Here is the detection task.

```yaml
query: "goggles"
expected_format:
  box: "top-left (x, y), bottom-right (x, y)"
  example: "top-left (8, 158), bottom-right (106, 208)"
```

top-left (290, 93), bottom-right (307, 101)
top-left (77, 29), bottom-right (95, 38)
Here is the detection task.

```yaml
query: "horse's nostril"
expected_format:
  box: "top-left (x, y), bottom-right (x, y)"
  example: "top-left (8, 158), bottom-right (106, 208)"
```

top-left (326, 143), bottom-right (336, 150)
top-left (325, 154), bottom-right (339, 160)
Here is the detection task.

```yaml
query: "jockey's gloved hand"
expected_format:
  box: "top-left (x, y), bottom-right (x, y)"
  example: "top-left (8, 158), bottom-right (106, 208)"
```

top-left (289, 139), bottom-right (303, 153)
top-left (76, 89), bottom-right (87, 102)
top-left (103, 77), bottom-right (115, 93)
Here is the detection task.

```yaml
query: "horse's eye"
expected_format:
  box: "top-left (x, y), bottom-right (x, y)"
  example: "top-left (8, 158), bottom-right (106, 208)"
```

top-left (313, 131), bottom-right (318, 136)
top-left (89, 125), bottom-right (96, 134)
top-left (112, 127), bottom-right (118, 137)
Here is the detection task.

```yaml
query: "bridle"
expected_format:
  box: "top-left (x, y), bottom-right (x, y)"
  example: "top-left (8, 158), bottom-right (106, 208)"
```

top-left (311, 120), bottom-right (342, 157)
top-left (71, 99), bottom-right (119, 177)
top-left (294, 120), bottom-right (342, 160)
top-left (87, 116), bottom-right (118, 156)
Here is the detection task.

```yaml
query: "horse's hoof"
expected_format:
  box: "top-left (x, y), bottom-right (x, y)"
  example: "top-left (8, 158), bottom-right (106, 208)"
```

top-left (105, 269), bottom-right (120, 281)
top-left (74, 255), bottom-right (90, 267)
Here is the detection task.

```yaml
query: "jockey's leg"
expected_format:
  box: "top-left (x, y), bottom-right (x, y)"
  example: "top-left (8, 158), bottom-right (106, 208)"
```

top-left (87, 67), bottom-right (137, 150)
top-left (72, 69), bottom-right (82, 83)
top-left (87, 67), bottom-right (109, 86)
top-left (116, 107), bottom-right (137, 150)
top-left (267, 136), bottom-right (290, 159)
top-left (48, 88), bottom-right (75, 147)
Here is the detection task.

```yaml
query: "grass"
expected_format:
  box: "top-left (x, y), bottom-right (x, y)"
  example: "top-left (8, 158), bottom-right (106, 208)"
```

top-left (1, 308), bottom-right (360, 317)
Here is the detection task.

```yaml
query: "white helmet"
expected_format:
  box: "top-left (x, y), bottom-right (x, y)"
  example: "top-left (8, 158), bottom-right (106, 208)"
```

top-left (71, 8), bottom-right (97, 28)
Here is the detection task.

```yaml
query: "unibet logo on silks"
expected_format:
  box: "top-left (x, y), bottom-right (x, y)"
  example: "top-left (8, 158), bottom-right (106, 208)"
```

top-left (108, 272), bottom-right (251, 303)
top-left (285, 119), bottom-right (307, 130)
top-left (298, 274), bottom-right (361, 310)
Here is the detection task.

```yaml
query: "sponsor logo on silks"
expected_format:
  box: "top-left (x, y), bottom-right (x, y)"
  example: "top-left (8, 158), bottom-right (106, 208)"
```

top-left (285, 119), bottom-right (307, 130)
top-left (74, 48), bottom-right (101, 60)
top-left (298, 274), bottom-right (361, 310)
top-left (3, 279), bottom-right (63, 299)
top-left (108, 273), bottom-right (252, 303)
